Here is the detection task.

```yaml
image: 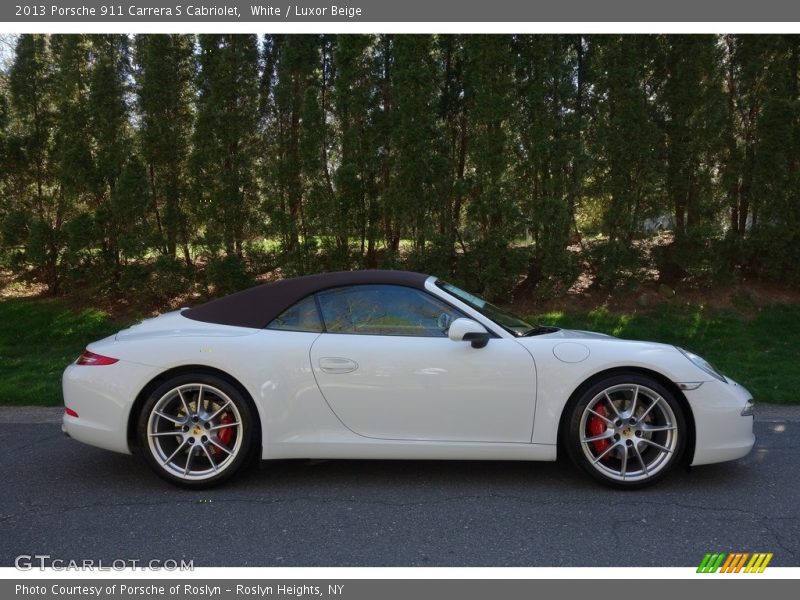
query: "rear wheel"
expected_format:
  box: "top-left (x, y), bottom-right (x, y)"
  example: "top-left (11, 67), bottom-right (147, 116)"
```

top-left (565, 373), bottom-right (686, 488)
top-left (137, 374), bottom-right (255, 488)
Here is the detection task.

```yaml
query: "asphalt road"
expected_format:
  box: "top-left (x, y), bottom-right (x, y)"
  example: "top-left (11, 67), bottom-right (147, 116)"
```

top-left (0, 405), bottom-right (797, 567)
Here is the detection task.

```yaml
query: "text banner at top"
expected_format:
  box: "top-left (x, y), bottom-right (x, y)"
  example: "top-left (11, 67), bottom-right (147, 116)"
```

top-left (6, 0), bottom-right (800, 23)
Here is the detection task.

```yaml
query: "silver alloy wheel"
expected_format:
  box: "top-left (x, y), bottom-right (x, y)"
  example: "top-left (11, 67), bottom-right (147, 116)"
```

top-left (578, 383), bottom-right (679, 482)
top-left (146, 383), bottom-right (244, 481)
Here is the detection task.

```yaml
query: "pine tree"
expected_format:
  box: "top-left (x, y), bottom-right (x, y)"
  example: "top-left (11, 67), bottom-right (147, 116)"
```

top-left (722, 35), bottom-right (763, 238)
top-left (87, 34), bottom-right (132, 287)
top-left (134, 34), bottom-right (195, 264)
top-left (587, 35), bottom-right (663, 288)
top-left (386, 35), bottom-right (444, 261)
top-left (656, 35), bottom-right (726, 238)
top-left (49, 34), bottom-right (93, 288)
top-left (0, 85), bottom-right (21, 256)
top-left (749, 35), bottom-right (800, 282)
top-left (190, 34), bottom-right (260, 257)
top-left (7, 34), bottom-right (61, 292)
top-left (373, 34), bottom-right (396, 255)
top-left (332, 34), bottom-right (380, 267)
top-left (262, 34), bottom-right (327, 271)
top-left (462, 35), bottom-right (521, 297)
top-left (0, 90), bottom-right (8, 185)
top-left (298, 34), bottom-right (335, 265)
top-left (437, 35), bottom-right (469, 275)
top-left (514, 35), bottom-right (583, 292)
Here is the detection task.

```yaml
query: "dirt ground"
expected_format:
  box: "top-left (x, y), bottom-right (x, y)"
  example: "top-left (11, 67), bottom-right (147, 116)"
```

top-left (511, 278), bottom-right (800, 317)
top-left (3, 266), bottom-right (800, 324)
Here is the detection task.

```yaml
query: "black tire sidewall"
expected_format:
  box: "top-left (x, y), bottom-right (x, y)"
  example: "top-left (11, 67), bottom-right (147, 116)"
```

top-left (137, 373), bottom-right (256, 489)
top-left (564, 373), bottom-right (687, 489)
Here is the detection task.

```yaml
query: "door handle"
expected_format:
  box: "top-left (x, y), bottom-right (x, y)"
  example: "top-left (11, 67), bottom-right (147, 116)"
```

top-left (319, 357), bottom-right (359, 374)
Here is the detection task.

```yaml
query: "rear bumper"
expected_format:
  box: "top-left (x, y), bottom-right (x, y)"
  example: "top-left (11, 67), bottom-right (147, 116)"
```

top-left (62, 360), bottom-right (160, 455)
top-left (686, 377), bottom-right (755, 466)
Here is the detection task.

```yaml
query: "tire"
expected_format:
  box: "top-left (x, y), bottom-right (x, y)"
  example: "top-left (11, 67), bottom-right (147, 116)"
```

top-left (137, 373), bottom-right (256, 488)
top-left (564, 373), bottom-right (686, 489)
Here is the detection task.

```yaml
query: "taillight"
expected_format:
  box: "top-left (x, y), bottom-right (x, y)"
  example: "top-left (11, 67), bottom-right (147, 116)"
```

top-left (65, 407), bottom-right (79, 418)
top-left (76, 350), bottom-right (119, 366)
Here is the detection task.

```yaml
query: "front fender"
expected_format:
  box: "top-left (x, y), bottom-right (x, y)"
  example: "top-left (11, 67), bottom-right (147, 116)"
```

top-left (517, 337), bottom-right (710, 444)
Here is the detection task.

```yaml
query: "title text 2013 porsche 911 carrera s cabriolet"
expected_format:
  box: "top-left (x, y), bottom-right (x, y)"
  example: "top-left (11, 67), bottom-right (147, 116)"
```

top-left (62, 270), bottom-right (755, 489)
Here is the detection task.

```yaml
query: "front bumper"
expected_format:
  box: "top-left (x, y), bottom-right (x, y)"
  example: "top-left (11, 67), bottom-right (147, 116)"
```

top-left (685, 376), bottom-right (756, 466)
top-left (62, 360), bottom-right (160, 455)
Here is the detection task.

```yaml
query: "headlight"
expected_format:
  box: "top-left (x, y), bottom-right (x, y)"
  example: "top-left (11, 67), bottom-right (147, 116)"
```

top-left (676, 347), bottom-right (727, 383)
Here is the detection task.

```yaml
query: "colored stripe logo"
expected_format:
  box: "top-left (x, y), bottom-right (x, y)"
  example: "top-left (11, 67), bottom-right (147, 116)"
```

top-left (697, 552), bottom-right (773, 573)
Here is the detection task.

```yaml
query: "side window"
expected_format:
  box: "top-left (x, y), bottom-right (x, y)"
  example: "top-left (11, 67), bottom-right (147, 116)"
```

top-left (267, 295), bottom-right (323, 333)
top-left (316, 285), bottom-right (464, 337)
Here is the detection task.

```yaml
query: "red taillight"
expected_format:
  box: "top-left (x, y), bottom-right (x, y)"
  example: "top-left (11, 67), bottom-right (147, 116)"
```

top-left (76, 350), bottom-right (119, 366)
top-left (65, 407), bottom-right (79, 418)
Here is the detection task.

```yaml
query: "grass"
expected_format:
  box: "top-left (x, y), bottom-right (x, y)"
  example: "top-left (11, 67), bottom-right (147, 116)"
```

top-left (0, 298), bottom-right (123, 406)
top-left (0, 296), bottom-right (797, 406)
top-left (531, 304), bottom-right (800, 405)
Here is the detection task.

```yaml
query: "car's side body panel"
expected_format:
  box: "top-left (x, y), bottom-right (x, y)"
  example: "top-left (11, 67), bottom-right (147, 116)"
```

top-left (62, 359), bottom-right (160, 454)
top-left (265, 438), bottom-right (557, 462)
top-left (516, 336), bottom-right (714, 446)
top-left (684, 377), bottom-right (755, 465)
top-left (309, 333), bottom-right (537, 443)
top-left (67, 328), bottom-right (349, 458)
top-left (514, 335), bottom-right (754, 464)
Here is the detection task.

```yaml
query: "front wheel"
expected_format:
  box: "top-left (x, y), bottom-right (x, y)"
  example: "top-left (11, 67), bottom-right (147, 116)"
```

top-left (137, 374), bottom-right (256, 488)
top-left (565, 373), bottom-right (686, 488)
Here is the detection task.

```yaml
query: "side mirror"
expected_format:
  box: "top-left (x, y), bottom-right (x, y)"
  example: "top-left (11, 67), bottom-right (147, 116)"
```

top-left (447, 318), bottom-right (490, 349)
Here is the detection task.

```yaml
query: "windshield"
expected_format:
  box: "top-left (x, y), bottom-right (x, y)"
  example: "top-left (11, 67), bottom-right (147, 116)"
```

top-left (436, 281), bottom-right (536, 336)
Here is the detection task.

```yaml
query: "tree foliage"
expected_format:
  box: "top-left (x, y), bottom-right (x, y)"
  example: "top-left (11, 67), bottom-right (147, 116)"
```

top-left (2, 34), bottom-right (800, 301)
top-left (134, 34), bottom-right (195, 263)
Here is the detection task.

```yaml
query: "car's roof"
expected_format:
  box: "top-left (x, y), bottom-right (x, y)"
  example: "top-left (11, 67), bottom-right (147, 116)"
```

top-left (183, 270), bottom-right (431, 329)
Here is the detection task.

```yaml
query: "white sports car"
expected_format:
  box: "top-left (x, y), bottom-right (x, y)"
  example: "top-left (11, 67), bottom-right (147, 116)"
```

top-left (62, 270), bottom-right (755, 489)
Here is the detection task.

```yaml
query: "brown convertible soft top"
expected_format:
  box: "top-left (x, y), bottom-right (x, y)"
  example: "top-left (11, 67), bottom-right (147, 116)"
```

top-left (182, 270), bottom-right (431, 329)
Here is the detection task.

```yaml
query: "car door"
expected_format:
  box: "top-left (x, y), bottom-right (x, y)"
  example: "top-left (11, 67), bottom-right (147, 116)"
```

top-left (309, 284), bottom-right (536, 443)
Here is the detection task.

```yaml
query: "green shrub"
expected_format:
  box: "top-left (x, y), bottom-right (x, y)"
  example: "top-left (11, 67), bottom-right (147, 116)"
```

top-left (279, 239), bottom-right (322, 278)
top-left (458, 237), bottom-right (527, 301)
top-left (205, 254), bottom-right (253, 296)
top-left (588, 239), bottom-right (644, 291)
top-left (118, 256), bottom-right (193, 303)
top-left (118, 262), bottom-right (150, 298)
top-left (149, 255), bottom-right (193, 301)
top-left (244, 240), bottom-right (277, 276)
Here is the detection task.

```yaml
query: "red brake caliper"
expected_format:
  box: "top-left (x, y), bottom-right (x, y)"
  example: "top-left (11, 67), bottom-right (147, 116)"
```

top-left (587, 404), bottom-right (611, 461)
top-left (211, 413), bottom-right (234, 456)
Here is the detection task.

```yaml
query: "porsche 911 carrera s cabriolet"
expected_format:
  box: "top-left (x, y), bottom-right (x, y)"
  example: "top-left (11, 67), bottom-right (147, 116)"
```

top-left (62, 270), bottom-right (755, 488)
